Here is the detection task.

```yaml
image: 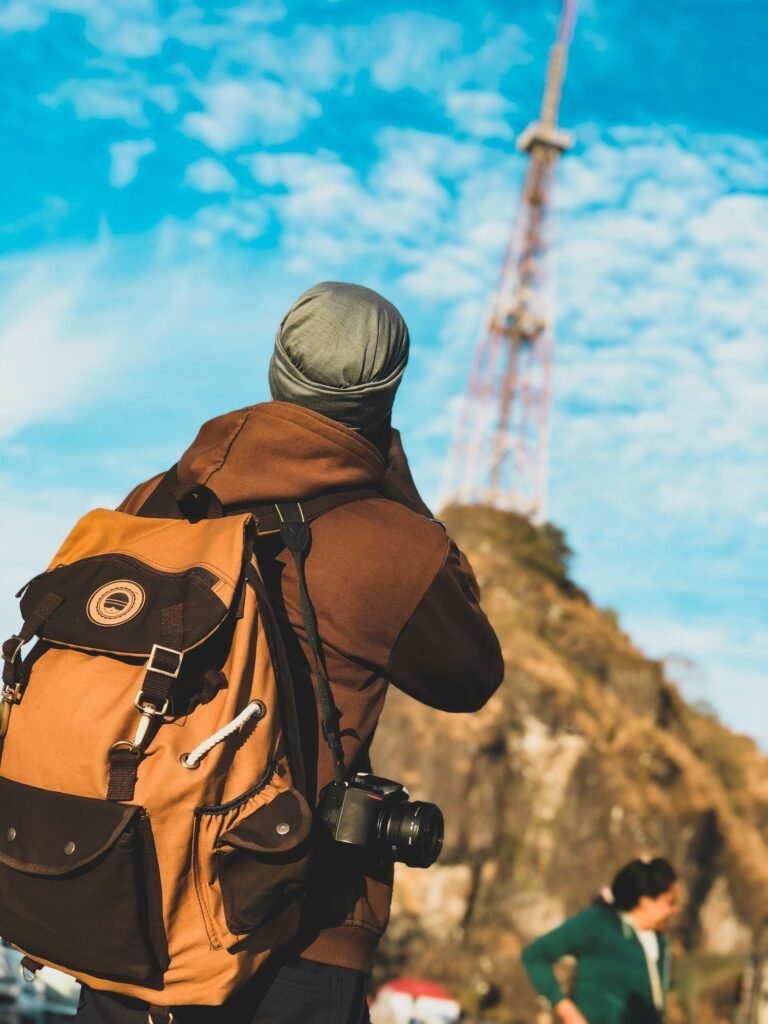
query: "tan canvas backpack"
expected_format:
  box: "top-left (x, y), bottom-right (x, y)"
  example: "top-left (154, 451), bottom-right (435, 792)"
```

top-left (0, 479), bottom-right (373, 1020)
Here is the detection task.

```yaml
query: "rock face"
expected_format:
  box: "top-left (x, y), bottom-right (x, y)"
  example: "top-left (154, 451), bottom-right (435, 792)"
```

top-left (370, 507), bottom-right (768, 1023)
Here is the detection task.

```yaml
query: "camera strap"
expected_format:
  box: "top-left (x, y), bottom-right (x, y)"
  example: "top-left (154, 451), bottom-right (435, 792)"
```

top-left (276, 502), bottom-right (348, 784)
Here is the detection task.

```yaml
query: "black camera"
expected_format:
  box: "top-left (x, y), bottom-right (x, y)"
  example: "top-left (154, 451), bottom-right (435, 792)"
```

top-left (318, 772), bottom-right (444, 868)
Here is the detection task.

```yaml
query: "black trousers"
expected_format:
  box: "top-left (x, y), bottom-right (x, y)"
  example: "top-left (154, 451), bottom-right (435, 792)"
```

top-left (74, 959), bottom-right (370, 1024)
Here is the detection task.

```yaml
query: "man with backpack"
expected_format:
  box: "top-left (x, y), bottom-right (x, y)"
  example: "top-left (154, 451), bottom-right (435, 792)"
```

top-left (1, 282), bottom-right (503, 1024)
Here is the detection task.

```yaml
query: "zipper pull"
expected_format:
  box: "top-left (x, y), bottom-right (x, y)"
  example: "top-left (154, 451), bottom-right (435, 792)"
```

top-left (15, 570), bottom-right (46, 599)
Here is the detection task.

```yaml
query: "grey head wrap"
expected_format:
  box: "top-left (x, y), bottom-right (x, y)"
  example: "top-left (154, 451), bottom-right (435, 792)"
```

top-left (268, 281), bottom-right (410, 431)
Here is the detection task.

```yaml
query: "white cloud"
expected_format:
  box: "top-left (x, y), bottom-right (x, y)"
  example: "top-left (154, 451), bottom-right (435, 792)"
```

top-left (245, 146), bottom-right (443, 275)
top-left (243, 130), bottom-right (493, 278)
top-left (171, 0), bottom-right (286, 43)
top-left (369, 15), bottom-right (464, 92)
top-left (283, 30), bottom-right (343, 91)
top-left (552, 136), bottom-right (768, 492)
top-left (182, 79), bottom-right (321, 151)
top-left (0, 0), bottom-right (47, 33)
top-left (147, 84), bottom-right (178, 114)
top-left (688, 194), bottom-right (768, 264)
top-left (227, 0), bottom-right (286, 26)
top-left (0, 255), bottom-right (128, 440)
top-left (445, 89), bottom-right (516, 139)
top-left (52, 0), bottom-right (164, 57)
top-left (362, 17), bottom-right (530, 97)
top-left (2, 0), bottom-right (165, 55)
top-left (211, 25), bottom-right (344, 93)
top-left (0, 234), bottom-right (247, 441)
top-left (183, 157), bottom-right (237, 194)
top-left (185, 198), bottom-right (268, 246)
top-left (0, 196), bottom-right (70, 239)
top-left (41, 80), bottom-right (148, 127)
top-left (108, 139), bottom-right (155, 188)
top-left (400, 252), bottom-right (483, 299)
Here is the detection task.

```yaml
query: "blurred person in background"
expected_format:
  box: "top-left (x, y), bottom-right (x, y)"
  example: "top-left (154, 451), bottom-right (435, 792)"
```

top-left (521, 858), bottom-right (680, 1024)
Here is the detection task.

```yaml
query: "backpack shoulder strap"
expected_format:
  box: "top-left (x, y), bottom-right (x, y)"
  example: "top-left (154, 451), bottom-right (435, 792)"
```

top-left (274, 502), bottom-right (347, 784)
top-left (135, 466), bottom-right (380, 529)
top-left (259, 490), bottom-right (382, 786)
top-left (250, 489), bottom-right (381, 534)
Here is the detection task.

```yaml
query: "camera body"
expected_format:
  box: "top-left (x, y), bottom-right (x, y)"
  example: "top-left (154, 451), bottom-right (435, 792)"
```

top-left (318, 772), bottom-right (444, 868)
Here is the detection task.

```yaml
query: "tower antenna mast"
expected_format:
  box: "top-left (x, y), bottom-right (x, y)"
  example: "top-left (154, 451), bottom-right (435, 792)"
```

top-left (440, 0), bottom-right (577, 520)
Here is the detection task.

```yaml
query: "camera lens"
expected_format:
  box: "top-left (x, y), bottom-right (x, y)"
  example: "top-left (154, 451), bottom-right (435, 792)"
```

top-left (379, 800), bottom-right (444, 868)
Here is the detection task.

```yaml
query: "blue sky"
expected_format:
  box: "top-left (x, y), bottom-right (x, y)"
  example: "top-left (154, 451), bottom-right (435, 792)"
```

top-left (1, 1), bottom-right (766, 742)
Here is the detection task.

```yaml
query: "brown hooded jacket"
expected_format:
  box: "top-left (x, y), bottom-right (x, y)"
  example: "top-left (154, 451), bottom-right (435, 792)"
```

top-left (119, 401), bottom-right (504, 974)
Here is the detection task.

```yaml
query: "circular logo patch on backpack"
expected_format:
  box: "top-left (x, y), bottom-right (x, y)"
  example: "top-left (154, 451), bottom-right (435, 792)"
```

top-left (87, 581), bottom-right (145, 626)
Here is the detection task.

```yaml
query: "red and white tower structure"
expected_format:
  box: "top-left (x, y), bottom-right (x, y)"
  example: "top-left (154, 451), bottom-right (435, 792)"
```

top-left (440, 0), bottom-right (578, 521)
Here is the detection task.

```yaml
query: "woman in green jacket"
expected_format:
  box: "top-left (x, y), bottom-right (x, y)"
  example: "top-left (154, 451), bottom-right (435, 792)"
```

top-left (521, 858), bottom-right (679, 1024)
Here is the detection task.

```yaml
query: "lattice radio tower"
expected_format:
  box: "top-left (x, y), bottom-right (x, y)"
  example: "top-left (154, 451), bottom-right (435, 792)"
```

top-left (440, 0), bottom-right (578, 521)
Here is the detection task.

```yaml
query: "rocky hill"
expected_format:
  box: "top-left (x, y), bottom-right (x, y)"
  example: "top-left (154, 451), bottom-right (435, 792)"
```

top-left (370, 506), bottom-right (768, 1023)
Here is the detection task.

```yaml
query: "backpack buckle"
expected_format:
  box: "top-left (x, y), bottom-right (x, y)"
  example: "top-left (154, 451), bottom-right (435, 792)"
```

top-left (0, 683), bottom-right (23, 738)
top-left (146, 644), bottom-right (184, 679)
top-left (130, 692), bottom-right (170, 751)
top-left (134, 691), bottom-right (171, 718)
top-left (1, 682), bottom-right (22, 705)
top-left (0, 700), bottom-right (12, 739)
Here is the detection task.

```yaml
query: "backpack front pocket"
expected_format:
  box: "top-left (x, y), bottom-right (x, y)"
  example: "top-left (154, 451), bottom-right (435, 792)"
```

top-left (217, 787), bottom-right (313, 934)
top-left (194, 784), bottom-right (312, 951)
top-left (0, 776), bottom-right (168, 984)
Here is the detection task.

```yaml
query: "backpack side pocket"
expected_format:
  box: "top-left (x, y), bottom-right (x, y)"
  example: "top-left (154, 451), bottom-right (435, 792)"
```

top-left (194, 784), bottom-right (312, 952)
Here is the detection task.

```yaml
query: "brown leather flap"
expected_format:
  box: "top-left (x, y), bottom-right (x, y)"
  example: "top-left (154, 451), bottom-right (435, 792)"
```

top-left (21, 553), bottom-right (228, 658)
top-left (217, 790), bottom-right (312, 855)
top-left (0, 776), bottom-right (139, 876)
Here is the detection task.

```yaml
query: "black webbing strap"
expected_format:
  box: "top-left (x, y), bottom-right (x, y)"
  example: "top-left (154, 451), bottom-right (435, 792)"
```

top-left (276, 503), bottom-right (347, 784)
top-left (140, 608), bottom-right (185, 708)
top-left (249, 489), bottom-right (380, 535)
top-left (107, 605), bottom-right (184, 802)
top-left (1, 593), bottom-right (64, 749)
top-left (2, 592), bottom-right (64, 692)
top-left (244, 562), bottom-right (307, 797)
top-left (107, 745), bottom-right (143, 804)
top-left (147, 1005), bottom-right (174, 1023)
top-left (136, 465), bottom-right (379, 531)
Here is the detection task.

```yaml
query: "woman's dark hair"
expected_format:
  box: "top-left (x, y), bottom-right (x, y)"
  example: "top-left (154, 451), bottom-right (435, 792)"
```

top-left (610, 858), bottom-right (676, 911)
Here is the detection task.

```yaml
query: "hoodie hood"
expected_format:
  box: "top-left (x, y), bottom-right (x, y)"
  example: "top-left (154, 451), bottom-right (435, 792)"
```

top-left (176, 401), bottom-right (386, 506)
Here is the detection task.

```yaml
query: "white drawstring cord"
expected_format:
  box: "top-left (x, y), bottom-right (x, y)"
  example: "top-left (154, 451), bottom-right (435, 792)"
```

top-left (180, 700), bottom-right (266, 770)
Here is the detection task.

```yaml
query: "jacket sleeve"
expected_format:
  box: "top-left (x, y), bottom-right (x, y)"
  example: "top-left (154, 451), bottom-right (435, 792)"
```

top-left (379, 430), bottom-right (503, 712)
top-left (521, 909), bottom-right (598, 1008)
top-left (386, 539), bottom-right (504, 713)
